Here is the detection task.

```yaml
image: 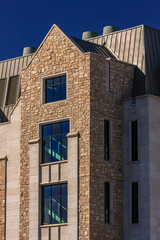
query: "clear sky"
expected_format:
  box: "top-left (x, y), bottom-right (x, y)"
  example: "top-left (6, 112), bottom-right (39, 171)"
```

top-left (0, 0), bottom-right (159, 61)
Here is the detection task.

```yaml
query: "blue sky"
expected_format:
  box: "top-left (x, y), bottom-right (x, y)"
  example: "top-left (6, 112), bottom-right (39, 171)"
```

top-left (0, 0), bottom-right (159, 61)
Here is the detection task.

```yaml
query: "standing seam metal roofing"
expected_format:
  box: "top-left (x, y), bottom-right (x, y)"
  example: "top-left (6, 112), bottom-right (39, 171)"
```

top-left (70, 36), bottom-right (115, 58)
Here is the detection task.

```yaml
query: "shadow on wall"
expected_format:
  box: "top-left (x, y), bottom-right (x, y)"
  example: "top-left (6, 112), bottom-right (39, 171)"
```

top-left (0, 108), bottom-right (8, 123)
top-left (133, 67), bottom-right (146, 97)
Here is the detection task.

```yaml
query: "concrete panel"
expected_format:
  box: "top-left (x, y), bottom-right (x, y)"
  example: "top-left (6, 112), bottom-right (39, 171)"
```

top-left (41, 228), bottom-right (49, 240)
top-left (67, 132), bottom-right (78, 240)
top-left (148, 96), bottom-right (160, 240)
top-left (29, 140), bottom-right (39, 240)
top-left (51, 226), bottom-right (59, 240)
top-left (41, 165), bottom-right (49, 183)
top-left (122, 96), bottom-right (150, 240)
top-left (60, 162), bottom-right (68, 181)
top-left (61, 225), bottom-right (68, 240)
top-left (0, 101), bottom-right (21, 240)
top-left (50, 164), bottom-right (59, 182)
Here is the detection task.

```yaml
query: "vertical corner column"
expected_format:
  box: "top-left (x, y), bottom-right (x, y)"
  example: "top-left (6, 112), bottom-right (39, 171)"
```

top-left (0, 156), bottom-right (7, 240)
top-left (67, 132), bottom-right (79, 240)
top-left (29, 138), bottom-right (40, 240)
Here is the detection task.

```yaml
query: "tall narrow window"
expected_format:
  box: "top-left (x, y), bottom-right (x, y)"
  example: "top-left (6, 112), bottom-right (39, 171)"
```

top-left (0, 78), bottom-right (6, 107)
top-left (104, 182), bottom-right (110, 223)
top-left (42, 121), bottom-right (69, 163)
top-left (42, 183), bottom-right (68, 225)
top-left (104, 120), bottom-right (110, 161)
top-left (6, 76), bottom-right (19, 105)
top-left (131, 120), bottom-right (138, 161)
top-left (132, 182), bottom-right (139, 224)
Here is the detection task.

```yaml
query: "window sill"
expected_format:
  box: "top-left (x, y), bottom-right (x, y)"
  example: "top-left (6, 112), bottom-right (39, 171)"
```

top-left (42, 99), bottom-right (68, 106)
top-left (128, 160), bottom-right (139, 165)
top-left (40, 160), bottom-right (68, 167)
top-left (40, 223), bottom-right (68, 228)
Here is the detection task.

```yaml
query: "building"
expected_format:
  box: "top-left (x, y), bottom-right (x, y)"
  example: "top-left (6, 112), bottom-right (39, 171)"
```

top-left (0, 24), bottom-right (160, 240)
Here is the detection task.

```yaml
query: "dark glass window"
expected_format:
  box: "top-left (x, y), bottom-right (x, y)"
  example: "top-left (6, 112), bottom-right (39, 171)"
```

top-left (0, 78), bottom-right (6, 107)
top-left (104, 182), bottom-right (110, 223)
top-left (6, 76), bottom-right (19, 105)
top-left (42, 121), bottom-right (69, 163)
top-left (132, 182), bottom-right (139, 224)
top-left (131, 121), bottom-right (138, 161)
top-left (42, 183), bottom-right (67, 225)
top-left (104, 120), bottom-right (110, 161)
top-left (45, 75), bottom-right (66, 103)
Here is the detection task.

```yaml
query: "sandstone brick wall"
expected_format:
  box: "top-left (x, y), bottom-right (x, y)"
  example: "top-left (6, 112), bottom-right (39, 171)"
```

top-left (90, 56), bottom-right (135, 240)
top-left (0, 157), bottom-right (6, 240)
top-left (20, 25), bottom-right (91, 240)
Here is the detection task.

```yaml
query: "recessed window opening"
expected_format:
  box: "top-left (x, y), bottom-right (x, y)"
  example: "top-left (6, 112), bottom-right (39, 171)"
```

top-left (104, 120), bottom-right (110, 161)
top-left (104, 182), bottom-right (110, 223)
top-left (6, 76), bottom-right (19, 105)
top-left (0, 78), bottom-right (6, 107)
top-left (132, 182), bottom-right (139, 224)
top-left (45, 75), bottom-right (66, 103)
top-left (131, 120), bottom-right (138, 161)
top-left (42, 183), bottom-right (68, 225)
top-left (42, 121), bottom-right (69, 163)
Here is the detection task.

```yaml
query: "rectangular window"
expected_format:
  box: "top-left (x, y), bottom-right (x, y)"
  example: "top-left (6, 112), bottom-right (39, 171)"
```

top-left (42, 183), bottom-right (67, 225)
top-left (0, 78), bottom-right (6, 107)
top-left (131, 120), bottom-right (138, 161)
top-left (42, 121), bottom-right (69, 163)
top-left (104, 182), bottom-right (110, 223)
top-left (6, 76), bottom-right (19, 105)
top-left (104, 120), bottom-right (110, 161)
top-left (45, 75), bottom-right (66, 103)
top-left (132, 182), bottom-right (139, 224)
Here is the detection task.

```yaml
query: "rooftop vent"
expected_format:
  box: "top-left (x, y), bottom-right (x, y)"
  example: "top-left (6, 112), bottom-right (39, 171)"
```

top-left (103, 26), bottom-right (120, 35)
top-left (22, 47), bottom-right (37, 56)
top-left (82, 31), bottom-right (98, 40)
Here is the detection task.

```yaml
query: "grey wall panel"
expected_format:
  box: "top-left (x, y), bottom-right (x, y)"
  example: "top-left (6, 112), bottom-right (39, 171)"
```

top-left (0, 55), bottom-right (33, 80)
top-left (0, 54), bottom-right (33, 121)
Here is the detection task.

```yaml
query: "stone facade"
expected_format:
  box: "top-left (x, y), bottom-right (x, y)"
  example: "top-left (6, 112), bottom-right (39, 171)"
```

top-left (20, 25), bottom-right (91, 239)
top-left (0, 157), bottom-right (6, 240)
top-left (90, 56), bottom-right (134, 239)
top-left (3, 23), bottom-right (160, 240)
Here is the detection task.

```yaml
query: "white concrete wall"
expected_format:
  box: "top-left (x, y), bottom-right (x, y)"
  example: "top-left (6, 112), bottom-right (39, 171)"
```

top-left (0, 101), bottom-right (21, 239)
top-left (122, 96), bottom-right (150, 240)
top-left (29, 139), bottom-right (40, 240)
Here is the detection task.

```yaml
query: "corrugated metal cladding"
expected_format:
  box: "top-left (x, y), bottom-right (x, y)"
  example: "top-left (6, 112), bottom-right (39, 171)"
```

top-left (88, 25), bottom-right (160, 96)
top-left (0, 54), bottom-right (33, 122)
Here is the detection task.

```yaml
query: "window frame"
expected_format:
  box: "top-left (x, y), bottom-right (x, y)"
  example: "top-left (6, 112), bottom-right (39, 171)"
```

top-left (104, 119), bottom-right (112, 161)
top-left (39, 118), bottom-right (70, 165)
top-left (41, 120), bottom-right (70, 164)
top-left (6, 75), bottom-right (20, 106)
top-left (0, 78), bottom-right (7, 107)
top-left (41, 183), bottom-right (68, 226)
top-left (42, 72), bottom-right (67, 105)
top-left (130, 120), bottom-right (139, 162)
top-left (131, 181), bottom-right (139, 224)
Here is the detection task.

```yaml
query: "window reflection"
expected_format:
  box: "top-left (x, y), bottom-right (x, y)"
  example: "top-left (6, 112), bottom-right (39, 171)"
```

top-left (42, 184), bottom-right (68, 225)
top-left (42, 121), bottom-right (69, 163)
